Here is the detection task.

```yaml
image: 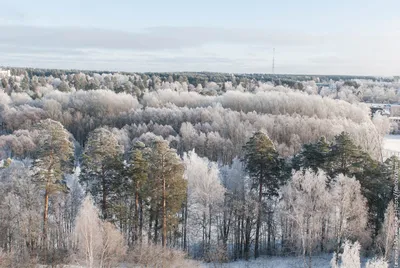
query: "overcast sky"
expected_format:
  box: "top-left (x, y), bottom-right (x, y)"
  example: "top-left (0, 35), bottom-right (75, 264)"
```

top-left (0, 0), bottom-right (399, 76)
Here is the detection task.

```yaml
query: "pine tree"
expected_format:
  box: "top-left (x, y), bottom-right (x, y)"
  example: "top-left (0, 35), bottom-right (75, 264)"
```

top-left (292, 136), bottom-right (330, 172)
top-left (128, 142), bottom-right (149, 243)
top-left (148, 140), bottom-right (186, 247)
top-left (32, 119), bottom-right (74, 246)
top-left (329, 134), bottom-right (391, 235)
top-left (80, 128), bottom-right (123, 220)
top-left (294, 132), bottom-right (392, 235)
top-left (328, 132), bottom-right (365, 178)
top-left (242, 131), bottom-right (285, 258)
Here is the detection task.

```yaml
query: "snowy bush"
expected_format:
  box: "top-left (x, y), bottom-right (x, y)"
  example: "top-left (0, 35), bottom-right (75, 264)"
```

top-left (331, 241), bottom-right (361, 268)
top-left (365, 258), bottom-right (389, 268)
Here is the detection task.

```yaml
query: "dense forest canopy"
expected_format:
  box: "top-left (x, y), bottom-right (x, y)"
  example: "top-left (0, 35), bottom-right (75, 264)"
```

top-left (0, 67), bottom-right (398, 267)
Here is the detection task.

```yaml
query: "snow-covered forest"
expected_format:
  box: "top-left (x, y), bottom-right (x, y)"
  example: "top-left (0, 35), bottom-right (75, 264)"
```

top-left (0, 69), bottom-right (398, 267)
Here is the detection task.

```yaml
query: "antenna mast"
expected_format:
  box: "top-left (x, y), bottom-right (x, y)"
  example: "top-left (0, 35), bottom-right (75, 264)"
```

top-left (272, 48), bottom-right (275, 75)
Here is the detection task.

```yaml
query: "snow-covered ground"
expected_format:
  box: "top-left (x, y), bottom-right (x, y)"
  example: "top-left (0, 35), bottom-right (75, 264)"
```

top-left (204, 254), bottom-right (377, 268)
top-left (382, 135), bottom-right (400, 160)
top-left (383, 135), bottom-right (400, 152)
top-left (205, 255), bottom-right (332, 268)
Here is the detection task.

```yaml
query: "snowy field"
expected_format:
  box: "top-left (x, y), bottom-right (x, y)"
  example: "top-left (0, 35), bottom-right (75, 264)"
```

top-left (203, 255), bottom-right (377, 268)
top-left (383, 135), bottom-right (400, 152)
top-left (205, 255), bottom-right (332, 268)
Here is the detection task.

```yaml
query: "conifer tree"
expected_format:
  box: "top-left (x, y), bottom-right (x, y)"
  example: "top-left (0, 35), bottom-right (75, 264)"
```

top-left (80, 127), bottom-right (123, 220)
top-left (32, 119), bottom-right (74, 245)
top-left (242, 131), bottom-right (285, 258)
top-left (292, 136), bottom-right (330, 172)
top-left (328, 132), bottom-right (365, 178)
top-left (128, 142), bottom-right (149, 243)
top-left (148, 140), bottom-right (186, 247)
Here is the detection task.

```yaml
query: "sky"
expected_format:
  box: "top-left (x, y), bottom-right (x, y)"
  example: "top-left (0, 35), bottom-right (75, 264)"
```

top-left (0, 0), bottom-right (399, 76)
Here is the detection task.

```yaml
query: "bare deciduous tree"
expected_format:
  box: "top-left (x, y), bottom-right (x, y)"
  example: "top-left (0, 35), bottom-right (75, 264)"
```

top-left (74, 195), bottom-right (126, 268)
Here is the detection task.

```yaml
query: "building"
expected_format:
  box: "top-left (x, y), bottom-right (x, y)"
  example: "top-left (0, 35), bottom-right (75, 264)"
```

top-left (370, 104), bottom-right (390, 117)
top-left (0, 69), bottom-right (11, 78)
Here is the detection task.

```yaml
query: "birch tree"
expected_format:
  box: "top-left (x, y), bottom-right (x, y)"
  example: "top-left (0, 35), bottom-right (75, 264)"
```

top-left (281, 169), bottom-right (332, 267)
top-left (183, 150), bottom-right (225, 256)
top-left (74, 195), bottom-right (126, 268)
top-left (376, 201), bottom-right (396, 260)
top-left (331, 174), bottom-right (369, 261)
top-left (74, 195), bottom-right (103, 268)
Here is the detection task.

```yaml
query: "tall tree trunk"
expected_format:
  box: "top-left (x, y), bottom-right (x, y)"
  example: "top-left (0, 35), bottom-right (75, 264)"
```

top-left (267, 211), bottom-right (272, 255)
top-left (255, 180), bottom-right (263, 259)
top-left (183, 201), bottom-right (188, 251)
top-left (240, 216), bottom-right (244, 259)
top-left (335, 210), bottom-right (344, 264)
top-left (202, 210), bottom-right (206, 256)
top-left (154, 212), bottom-right (159, 244)
top-left (139, 197), bottom-right (143, 244)
top-left (208, 204), bottom-right (212, 251)
top-left (320, 219), bottom-right (325, 253)
top-left (244, 216), bottom-right (251, 260)
top-left (148, 210), bottom-right (153, 243)
top-left (234, 214), bottom-right (240, 260)
top-left (133, 185), bottom-right (139, 243)
top-left (102, 169), bottom-right (107, 219)
top-left (43, 184), bottom-right (49, 263)
top-left (43, 186), bottom-right (49, 243)
top-left (221, 200), bottom-right (231, 259)
top-left (43, 155), bottom-right (54, 253)
top-left (162, 169), bottom-right (167, 247)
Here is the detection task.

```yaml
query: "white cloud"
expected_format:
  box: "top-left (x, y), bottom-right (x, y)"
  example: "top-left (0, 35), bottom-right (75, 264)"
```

top-left (0, 25), bottom-right (399, 75)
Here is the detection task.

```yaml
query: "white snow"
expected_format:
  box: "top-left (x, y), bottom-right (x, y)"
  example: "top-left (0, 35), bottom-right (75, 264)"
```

top-left (205, 255), bottom-right (332, 268)
top-left (203, 254), bottom-right (377, 268)
top-left (383, 135), bottom-right (400, 152)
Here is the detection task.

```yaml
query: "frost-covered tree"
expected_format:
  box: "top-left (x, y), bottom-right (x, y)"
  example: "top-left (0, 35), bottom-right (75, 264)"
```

top-left (183, 150), bottom-right (225, 256)
top-left (281, 169), bottom-right (369, 266)
top-left (331, 174), bottom-right (369, 261)
top-left (281, 169), bottom-right (332, 267)
top-left (220, 157), bottom-right (257, 260)
top-left (331, 241), bottom-right (361, 268)
top-left (0, 160), bottom-right (41, 255)
top-left (365, 258), bottom-right (389, 268)
top-left (376, 201), bottom-right (396, 260)
top-left (74, 195), bottom-right (126, 268)
top-left (74, 195), bottom-right (102, 268)
top-left (0, 69), bottom-right (396, 264)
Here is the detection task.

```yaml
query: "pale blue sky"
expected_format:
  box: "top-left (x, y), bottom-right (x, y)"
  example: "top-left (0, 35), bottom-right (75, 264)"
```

top-left (0, 0), bottom-right (399, 75)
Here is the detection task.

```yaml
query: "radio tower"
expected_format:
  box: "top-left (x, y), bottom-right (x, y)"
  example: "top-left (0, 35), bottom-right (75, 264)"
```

top-left (272, 48), bottom-right (275, 75)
